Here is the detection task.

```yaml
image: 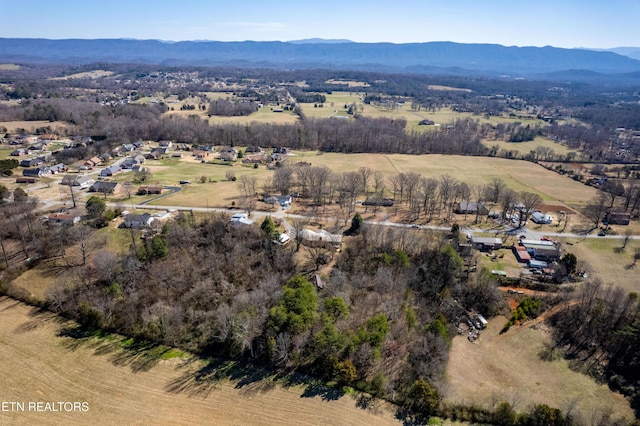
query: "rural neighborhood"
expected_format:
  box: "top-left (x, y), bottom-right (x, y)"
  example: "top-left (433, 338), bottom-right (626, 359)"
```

top-left (1, 36), bottom-right (640, 426)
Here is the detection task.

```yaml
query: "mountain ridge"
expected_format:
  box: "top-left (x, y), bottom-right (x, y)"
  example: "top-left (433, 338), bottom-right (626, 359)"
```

top-left (1, 38), bottom-right (640, 81)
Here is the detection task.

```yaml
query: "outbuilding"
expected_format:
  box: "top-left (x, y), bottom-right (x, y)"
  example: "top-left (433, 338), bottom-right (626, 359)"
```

top-left (471, 236), bottom-right (503, 250)
top-left (528, 260), bottom-right (548, 270)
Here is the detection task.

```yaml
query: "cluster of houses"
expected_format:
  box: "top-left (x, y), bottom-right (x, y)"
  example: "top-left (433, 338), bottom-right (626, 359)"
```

top-left (468, 234), bottom-right (561, 276)
top-left (19, 156), bottom-right (67, 179)
top-left (513, 238), bottom-right (561, 273)
top-left (41, 207), bottom-right (173, 230)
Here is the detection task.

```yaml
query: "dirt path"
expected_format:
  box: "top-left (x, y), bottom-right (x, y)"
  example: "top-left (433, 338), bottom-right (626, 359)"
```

top-left (498, 300), bottom-right (581, 340)
top-left (0, 297), bottom-right (400, 426)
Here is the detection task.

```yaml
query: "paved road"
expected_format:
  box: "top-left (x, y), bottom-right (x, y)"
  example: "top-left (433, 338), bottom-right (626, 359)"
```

top-left (29, 177), bottom-right (638, 241)
top-left (97, 200), bottom-right (640, 241)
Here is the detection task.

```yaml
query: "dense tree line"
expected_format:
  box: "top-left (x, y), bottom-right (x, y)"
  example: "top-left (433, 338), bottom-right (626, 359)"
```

top-left (208, 99), bottom-right (258, 116)
top-left (548, 279), bottom-right (640, 413)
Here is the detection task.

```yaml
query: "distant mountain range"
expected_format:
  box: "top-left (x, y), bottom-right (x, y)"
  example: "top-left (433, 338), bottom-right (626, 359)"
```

top-left (595, 47), bottom-right (640, 61)
top-left (2, 38), bottom-right (640, 83)
top-left (288, 38), bottom-right (354, 44)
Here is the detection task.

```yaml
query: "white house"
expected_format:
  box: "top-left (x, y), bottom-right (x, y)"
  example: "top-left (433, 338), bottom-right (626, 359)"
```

top-left (531, 211), bottom-right (553, 224)
top-left (122, 213), bottom-right (154, 228)
top-left (231, 213), bottom-right (254, 225)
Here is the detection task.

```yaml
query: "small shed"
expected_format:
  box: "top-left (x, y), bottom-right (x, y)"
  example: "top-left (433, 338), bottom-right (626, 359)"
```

top-left (604, 212), bottom-right (631, 226)
top-left (471, 236), bottom-right (503, 250)
top-left (528, 260), bottom-right (548, 270)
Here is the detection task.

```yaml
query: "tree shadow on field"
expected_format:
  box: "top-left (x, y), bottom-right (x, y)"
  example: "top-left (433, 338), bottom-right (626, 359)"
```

top-left (300, 381), bottom-right (345, 401)
top-left (12, 305), bottom-right (66, 334)
top-left (165, 358), bottom-right (346, 402)
top-left (394, 408), bottom-right (428, 426)
top-left (56, 325), bottom-right (174, 373)
top-left (165, 358), bottom-right (279, 398)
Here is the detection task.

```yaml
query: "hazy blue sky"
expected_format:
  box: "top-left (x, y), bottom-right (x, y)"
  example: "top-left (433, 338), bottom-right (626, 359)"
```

top-left (3, 0), bottom-right (638, 48)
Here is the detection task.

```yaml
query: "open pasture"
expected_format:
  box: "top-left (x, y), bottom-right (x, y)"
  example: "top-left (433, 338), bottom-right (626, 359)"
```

top-left (50, 70), bottom-right (114, 80)
top-left (325, 79), bottom-right (370, 87)
top-left (208, 107), bottom-right (300, 125)
top-left (130, 152), bottom-right (597, 211)
top-left (427, 85), bottom-right (472, 92)
top-left (445, 315), bottom-right (634, 423)
top-left (0, 63), bottom-right (21, 70)
top-left (482, 136), bottom-right (578, 158)
top-left (0, 120), bottom-right (70, 133)
top-left (557, 236), bottom-right (640, 294)
top-left (314, 91), bottom-right (548, 133)
top-left (0, 297), bottom-right (400, 426)
top-left (376, 154), bottom-right (596, 205)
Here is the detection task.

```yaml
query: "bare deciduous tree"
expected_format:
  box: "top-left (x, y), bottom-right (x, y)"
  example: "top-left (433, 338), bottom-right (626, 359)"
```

top-left (272, 166), bottom-right (294, 195)
top-left (359, 166), bottom-right (373, 195)
top-left (290, 217), bottom-right (309, 252)
top-left (238, 175), bottom-right (258, 198)
top-left (488, 177), bottom-right (507, 203)
top-left (519, 191), bottom-right (543, 228)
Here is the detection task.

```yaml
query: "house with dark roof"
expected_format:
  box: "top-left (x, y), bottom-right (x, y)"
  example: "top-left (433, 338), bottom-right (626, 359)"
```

top-left (61, 174), bottom-right (95, 188)
top-left (604, 212), bottom-right (631, 226)
top-left (220, 147), bottom-right (238, 162)
top-left (363, 197), bottom-right (394, 207)
top-left (100, 164), bottom-right (121, 177)
top-left (89, 181), bottom-right (121, 194)
top-left (16, 177), bottom-right (38, 184)
top-left (137, 186), bottom-right (163, 195)
top-left (455, 202), bottom-right (488, 215)
top-left (23, 167), bottom-right (51, 177)
top-left (20, 158), bottom-right (44, 168)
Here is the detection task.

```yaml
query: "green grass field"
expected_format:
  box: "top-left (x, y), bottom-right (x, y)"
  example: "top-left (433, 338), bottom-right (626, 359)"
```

top-left (0, 146), bottom-right (12, 160)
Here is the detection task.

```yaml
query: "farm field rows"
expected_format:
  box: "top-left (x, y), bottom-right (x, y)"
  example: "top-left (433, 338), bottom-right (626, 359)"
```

top-left (0, 297), bottom-right (401, 426)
